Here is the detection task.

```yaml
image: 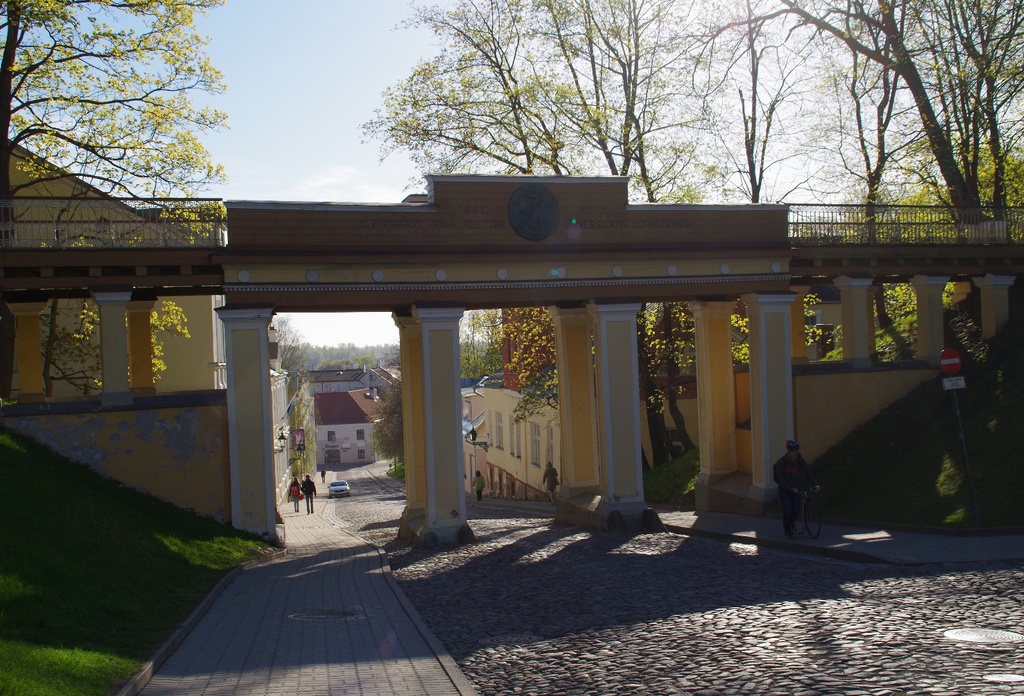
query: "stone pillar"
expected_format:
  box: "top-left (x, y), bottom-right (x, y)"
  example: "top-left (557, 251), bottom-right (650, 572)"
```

top-left (588, 302), bottom-right (646, 529)
top-left (548, 306), bottom-right (600, 496)
top-left (973, 274), bottom-right (1016, 340)
top-left (10, 301), bottom-right (47, 403)
top-left (92, 290), bottom-right (134, 407)
top-left (398, 306), bottom-right (468, 548)
top-left (394, 312), bottom-right (428, 542)
top-left (789, 286), bottom-right (810, 364)
top-left (833, 275), bottom-right (875, 368)
top-left (688, 300), bottom-right (738, 510)
top-left (127, 300), bottom-right (155, 395)
top-left (911, 274), bottom-right (950, 364)
top-left (216, 305), bottom-right (276, 539)
top-left (742, 293), bottom-right (796, 509)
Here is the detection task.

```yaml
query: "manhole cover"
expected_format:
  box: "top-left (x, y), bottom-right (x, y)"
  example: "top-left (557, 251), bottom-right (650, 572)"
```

top-left (943, 628), bottom-right (1024, 643)
top-left (479, 633), bottom-right (541, 646)
top-left (288, 610), bottom-right (356, 621)
top-left (984, 674), bottom-right (1024, 683)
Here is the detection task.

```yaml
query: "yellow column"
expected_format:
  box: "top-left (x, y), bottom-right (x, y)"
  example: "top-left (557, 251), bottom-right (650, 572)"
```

top-left (789, 286), bottom-right (810, 364)
top-left (394, 312), bottom-right (428, 543)
top-left (973, 274), bottom-right (1015, 340)
top-left (688, 300), bottom-right (738, 509)
top-left (588, 302), bottom-right (646, 527)
top-left (548, 306), bottom-right (600, 495)
top-left (911, 274), bottom-right (950, 364)
top-left (216, 305), bottom-right (276, 538)
top-left (411, 306), bottom-right (467, 547)
top-left (833, 275), bottom-right (875, 368)
top-left (127, 300), bottom-right (155, 395)
top-left (10, 301), bottom-right (47, 403)
top-left (92, 290), bottom-right (134, 407)
top-left (742, 293), bottom-right (796, 509)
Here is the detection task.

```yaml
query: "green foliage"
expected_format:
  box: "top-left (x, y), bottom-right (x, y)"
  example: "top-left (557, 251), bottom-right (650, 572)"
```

top-left (504, 307), bottom-right (558, 423)
top-left (0, 426), bottom-right (271, 696)
top-left (460, 309), bottom-right (503, 379)
top-left (0, 0), bottom-right (227, 197)
top-left (642, 448), bottom-right (701, 507)
top-left (372, 379), bottom-right (405, 466)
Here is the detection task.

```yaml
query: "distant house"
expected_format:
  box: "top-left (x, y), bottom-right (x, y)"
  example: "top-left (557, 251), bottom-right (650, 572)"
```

top-left (314, 390), bottom-right (379, 469)
top-left (309, 366), bottom-right (395, 394)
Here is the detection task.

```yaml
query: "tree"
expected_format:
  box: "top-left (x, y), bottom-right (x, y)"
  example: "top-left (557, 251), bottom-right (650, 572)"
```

top-left (365, 0), bottom-right (713, 202)
top-left (460, 309), bottom-right (503, 379)
top-left (372, 378), bottom-right (405, 467)
top-left (775, 0), bottom-right (1024, 210)
top-left (0, 1), bottom-right (227, 399)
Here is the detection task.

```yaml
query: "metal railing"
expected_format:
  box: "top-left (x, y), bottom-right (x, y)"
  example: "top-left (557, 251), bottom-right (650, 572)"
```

top-left (788, 204), bottom-right (1024, 246)
top-left (0, 197), bottom-right (227, 248)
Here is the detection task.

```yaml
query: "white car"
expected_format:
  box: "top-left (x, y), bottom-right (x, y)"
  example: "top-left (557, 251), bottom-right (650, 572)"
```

top-left (328, 480), bottom-right (351, 498)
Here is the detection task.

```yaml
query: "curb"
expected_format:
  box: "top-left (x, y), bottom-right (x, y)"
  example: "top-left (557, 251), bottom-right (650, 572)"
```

top-left (369, 541), bottom-right (479, 696)
top-left (115, 548), bottom-right (287, 696)
top-left (662, 523), bottom-right (892, 565)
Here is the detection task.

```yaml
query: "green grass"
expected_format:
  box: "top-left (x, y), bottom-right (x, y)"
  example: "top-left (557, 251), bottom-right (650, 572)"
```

top-left (0, 427), bottom-right (273, 696)
top-left (643, 448), bottom-right (701, 508)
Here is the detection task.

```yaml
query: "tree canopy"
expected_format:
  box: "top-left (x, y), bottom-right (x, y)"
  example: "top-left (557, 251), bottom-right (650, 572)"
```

top-left (0, 0), bottom-right (227, 197)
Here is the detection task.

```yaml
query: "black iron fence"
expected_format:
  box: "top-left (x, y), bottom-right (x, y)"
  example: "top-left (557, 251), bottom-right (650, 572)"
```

top-left (0, 197), bottom-right (227, 248)
top-left (788, 204), bottom-right (1024, 246)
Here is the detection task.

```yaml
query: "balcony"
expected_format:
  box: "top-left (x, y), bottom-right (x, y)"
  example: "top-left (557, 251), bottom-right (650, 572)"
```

top-left (0, 197), bottom-right (227, 249)
top-left (788, 204), bottom-right (1024, 246)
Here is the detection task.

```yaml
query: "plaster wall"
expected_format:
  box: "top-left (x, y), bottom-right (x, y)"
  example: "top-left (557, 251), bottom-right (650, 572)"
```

top-left (482, 387), bottom-right (560, 500)
top-left (2, 401), bottom-right (228, 520)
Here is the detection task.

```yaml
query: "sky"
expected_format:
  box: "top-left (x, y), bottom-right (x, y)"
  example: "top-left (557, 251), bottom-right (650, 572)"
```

top-left (194, 1), bottom-right (441, 346)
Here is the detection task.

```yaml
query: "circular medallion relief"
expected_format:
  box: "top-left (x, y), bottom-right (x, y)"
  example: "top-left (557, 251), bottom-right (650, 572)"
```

top-left (507, 183), bottom-right (560, 241)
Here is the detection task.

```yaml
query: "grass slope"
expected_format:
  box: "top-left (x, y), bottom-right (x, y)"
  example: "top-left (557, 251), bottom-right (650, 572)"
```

top-left (813, 288), bottom-right (1024, 529)
top-left (0, 427), bottom-right (273, 696)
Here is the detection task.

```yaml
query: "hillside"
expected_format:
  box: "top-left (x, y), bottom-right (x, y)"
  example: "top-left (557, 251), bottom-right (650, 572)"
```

top-left (813, 282), bottom-right (1024, 528)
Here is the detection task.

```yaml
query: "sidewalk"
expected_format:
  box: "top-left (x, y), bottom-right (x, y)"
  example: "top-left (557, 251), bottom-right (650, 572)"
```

top-left (468, 496), bottom-right (1024, 565)
top-left (131, 496), bottom-right (476, 696)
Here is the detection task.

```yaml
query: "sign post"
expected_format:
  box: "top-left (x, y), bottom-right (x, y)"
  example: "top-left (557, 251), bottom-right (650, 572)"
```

top-left (938, 348), bottom-right (979, 527)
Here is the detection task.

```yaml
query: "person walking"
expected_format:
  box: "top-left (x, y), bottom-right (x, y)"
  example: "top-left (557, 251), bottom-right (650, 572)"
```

top-left (542, 462), bottom-right (559, 503)
top-left (473, 470), bottom-right (485, 501)
top-left (301, 474), bottom-right (317, 515)
top-left (288, 476), bottom-right (302, 513)
top-left (773, 440), bottom-right (817, 538)
top-left (320, 468), bottom-right (326, 483)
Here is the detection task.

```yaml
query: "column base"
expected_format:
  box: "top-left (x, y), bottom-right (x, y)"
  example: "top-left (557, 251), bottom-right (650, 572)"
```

top-left (398, 506), bottom-right (475, 548)
top-left (695, 472), bottom-right (776, 515)
top-left (554, 493), bottom-right (665, 533)
top-left (100, 391), bottom-right (133, 408)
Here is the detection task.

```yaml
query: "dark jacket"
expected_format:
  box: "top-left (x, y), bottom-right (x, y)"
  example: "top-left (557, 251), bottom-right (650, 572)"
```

top-left (773, 453), bottom-right (815, 490)
top-left (300, 478), bottom-right (317, 496)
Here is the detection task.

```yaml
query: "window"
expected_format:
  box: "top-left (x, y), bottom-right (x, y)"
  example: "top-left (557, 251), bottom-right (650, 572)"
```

top-left (357, 449), bottom-right (365, 459)
top-left (327, 431), bottom-right (336, 442)
top-left (356, 428), bottom-right (365, 441)
top-left (530, 423), bottom-right (540, 467)
top-left (495, 412), bottom-right (504, 449)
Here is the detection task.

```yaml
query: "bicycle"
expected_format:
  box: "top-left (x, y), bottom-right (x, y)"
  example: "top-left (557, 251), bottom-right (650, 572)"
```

top-left (790, 486), bottom-right (822, 539)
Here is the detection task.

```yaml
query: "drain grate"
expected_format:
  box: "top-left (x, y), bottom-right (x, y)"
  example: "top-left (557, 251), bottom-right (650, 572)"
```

top-left (288, 609), bottom-right (357, 621)
top-left (943, 628), bottom-right (1024, 643)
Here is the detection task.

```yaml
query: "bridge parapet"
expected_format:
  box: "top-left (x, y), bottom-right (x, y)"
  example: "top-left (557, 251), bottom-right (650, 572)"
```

top-left (789, 204), bottom-right (1024, 246)
top-left (0, 197), bottom-right (226, 249)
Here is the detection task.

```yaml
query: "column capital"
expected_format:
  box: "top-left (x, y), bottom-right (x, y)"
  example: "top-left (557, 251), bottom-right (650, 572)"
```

top-left (216, 305), bottom-right (275, 324)
top-left (587, 301), bottom-right (641, 317)
top-left (412, 305), bottom-right (464, 323)
top-left (910, 274), bottom-right (950, 288)
top-left (91, 289), bottom-right (134, 304)
top-left (687, 299), bottom-right (736, 319)
top-left (8, 301), bottom-right (48, 315)
top-left (972, 273), bottom-right (1016, 290)
top-left (741, 292), bottom-right (797, 309)
top-left (833, 275), bottom-right (875, 289)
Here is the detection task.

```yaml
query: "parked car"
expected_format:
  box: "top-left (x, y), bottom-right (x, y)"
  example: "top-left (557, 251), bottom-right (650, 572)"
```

top-left (328, 480), bottom-right (351, 498)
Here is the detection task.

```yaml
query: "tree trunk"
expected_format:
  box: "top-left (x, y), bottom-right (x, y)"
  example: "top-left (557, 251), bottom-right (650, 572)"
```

top-left (662, 304), bottom-right (695, 452)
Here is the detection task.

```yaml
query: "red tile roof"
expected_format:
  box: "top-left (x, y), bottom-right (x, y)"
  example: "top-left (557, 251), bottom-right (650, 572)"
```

top-left (314, 390), bottom-right (379, 425)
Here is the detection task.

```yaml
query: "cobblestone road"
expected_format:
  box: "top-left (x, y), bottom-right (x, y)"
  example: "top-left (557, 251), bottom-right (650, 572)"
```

top-left (327, 462), bottom-right (1024, 696)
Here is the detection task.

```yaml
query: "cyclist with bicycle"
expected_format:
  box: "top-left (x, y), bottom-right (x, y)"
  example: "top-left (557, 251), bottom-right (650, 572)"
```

top-left (773, 440), bottom-right (818, 539)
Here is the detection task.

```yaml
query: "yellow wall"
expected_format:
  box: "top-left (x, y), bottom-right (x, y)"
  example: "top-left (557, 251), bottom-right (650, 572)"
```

top-left (483, 387), bottom-right (560, 499)
top-left (157, 295), bottom-right (223, 392)
top-left (3, 403), bottom-right (229, 519)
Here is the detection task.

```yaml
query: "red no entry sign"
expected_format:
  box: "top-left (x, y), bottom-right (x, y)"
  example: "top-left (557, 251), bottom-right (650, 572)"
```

top-left (939, 348), bottom-right (962, 374)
